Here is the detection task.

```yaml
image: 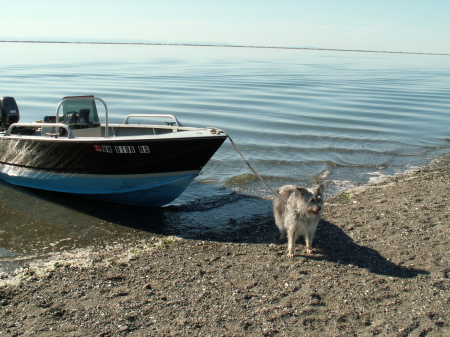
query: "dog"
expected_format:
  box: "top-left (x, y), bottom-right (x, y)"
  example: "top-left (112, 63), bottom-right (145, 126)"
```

top-left (273, 184), bottom-right (324, 257)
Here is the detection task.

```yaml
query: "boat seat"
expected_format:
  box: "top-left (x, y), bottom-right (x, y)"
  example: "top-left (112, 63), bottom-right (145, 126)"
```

top-left (43, 116), bottom-right (57, 123)
top-left (78, 109), bottom-right (91, 124)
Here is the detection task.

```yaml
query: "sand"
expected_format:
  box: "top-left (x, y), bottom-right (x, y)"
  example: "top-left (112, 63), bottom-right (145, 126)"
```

top-left (0, 157), bottom-right (449, 336)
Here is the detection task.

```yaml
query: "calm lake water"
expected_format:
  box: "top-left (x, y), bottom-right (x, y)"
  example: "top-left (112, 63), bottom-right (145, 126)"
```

top-left (1, 42), bottom-right (449, 260)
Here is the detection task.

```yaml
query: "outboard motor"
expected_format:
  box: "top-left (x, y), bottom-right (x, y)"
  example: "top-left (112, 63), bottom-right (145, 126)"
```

top-left (0, 97), bottom-right (20, 130)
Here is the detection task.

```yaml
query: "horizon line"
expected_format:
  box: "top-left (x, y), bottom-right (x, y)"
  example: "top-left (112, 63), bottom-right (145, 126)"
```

top-left (1, 40), bottom-right (449, 56)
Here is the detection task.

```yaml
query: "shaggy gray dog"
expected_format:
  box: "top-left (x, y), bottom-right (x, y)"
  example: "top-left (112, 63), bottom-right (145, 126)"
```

top-left (273, 184), bottom-right (324, 257)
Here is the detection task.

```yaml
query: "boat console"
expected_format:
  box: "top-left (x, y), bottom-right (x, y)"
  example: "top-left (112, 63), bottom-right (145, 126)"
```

top-left (59, 96), bottom-right (101, 129)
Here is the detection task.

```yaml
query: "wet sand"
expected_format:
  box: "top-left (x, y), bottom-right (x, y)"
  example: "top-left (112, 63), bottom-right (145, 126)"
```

top-left (1, 157), bottom-right (449, 336)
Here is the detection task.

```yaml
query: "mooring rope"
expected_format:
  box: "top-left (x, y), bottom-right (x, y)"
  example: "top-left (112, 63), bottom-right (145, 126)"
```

top-left (228, 136), bottom-right (299, 213)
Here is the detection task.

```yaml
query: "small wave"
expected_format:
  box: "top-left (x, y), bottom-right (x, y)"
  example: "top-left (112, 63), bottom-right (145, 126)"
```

top-left (312, 168), bottom-right (332, 183)
top-left (167, 191), bottom-right (242, 212)
top-left (224, 173), bottom-right (258, 187)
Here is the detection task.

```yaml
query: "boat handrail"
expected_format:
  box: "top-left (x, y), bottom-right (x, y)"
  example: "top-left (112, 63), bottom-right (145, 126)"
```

top-left (5, 123), bottom-right (75, 138)
top-left (56, 96), bottom-right (109, 138)
top-left (123, 114), bottom-right (183, 127)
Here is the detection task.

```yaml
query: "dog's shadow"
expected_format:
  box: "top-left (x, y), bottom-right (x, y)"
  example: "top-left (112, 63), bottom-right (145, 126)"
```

top-left (211, 207), bottom-right (429, 279)
top-left (301, 219), bottom-right (428, 278)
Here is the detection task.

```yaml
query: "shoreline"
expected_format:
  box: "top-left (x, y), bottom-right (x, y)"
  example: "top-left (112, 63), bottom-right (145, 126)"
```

top-left (3, 40), bottom-right (450, 56)
top-left (1, 156), bottom-right (449, 336)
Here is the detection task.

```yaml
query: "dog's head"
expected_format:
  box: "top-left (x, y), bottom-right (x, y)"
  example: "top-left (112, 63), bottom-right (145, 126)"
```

top-left (294, 184), bottom-right (324, 216)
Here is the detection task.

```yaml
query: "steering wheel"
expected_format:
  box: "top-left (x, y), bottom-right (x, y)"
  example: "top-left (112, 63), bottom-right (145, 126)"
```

top-left (65, 111), bottom-right (80, 124)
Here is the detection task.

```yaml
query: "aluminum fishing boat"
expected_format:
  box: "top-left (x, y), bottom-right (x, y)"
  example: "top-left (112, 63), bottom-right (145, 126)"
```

top-left (0, 96), bottom-right (227, 206)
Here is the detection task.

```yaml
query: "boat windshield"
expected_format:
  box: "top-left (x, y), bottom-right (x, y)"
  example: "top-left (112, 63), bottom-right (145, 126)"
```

top-left (61, 98), bottom-right (100, 128)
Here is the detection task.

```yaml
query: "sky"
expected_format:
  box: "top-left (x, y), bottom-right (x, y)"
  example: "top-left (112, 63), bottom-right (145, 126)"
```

top-left (1, 0), bottom-right (450, 54)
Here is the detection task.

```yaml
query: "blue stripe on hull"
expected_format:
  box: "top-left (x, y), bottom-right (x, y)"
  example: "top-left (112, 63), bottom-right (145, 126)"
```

top-left (0, 164), bottom-right (198, 206)
top-left (92, 177), bottom-right (196, 206)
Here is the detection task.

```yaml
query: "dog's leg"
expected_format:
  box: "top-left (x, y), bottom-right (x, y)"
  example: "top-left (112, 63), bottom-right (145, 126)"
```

top-left (278, 228), bottom-right (287, 241)
top-left (305, 231), bottom-right (314, 255)
top-left (274, 200), bottom-right (286, 242)
top-left (287, 234), bottom-right (295, 258)
top-left (286, 228), bottom-right (298, 258)
top-left (274, 214), bottom-right (287, 241)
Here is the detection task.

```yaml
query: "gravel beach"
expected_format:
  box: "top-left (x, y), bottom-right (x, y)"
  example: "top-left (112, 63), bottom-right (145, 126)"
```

top-left (1, 157), bottom-right (449, 336)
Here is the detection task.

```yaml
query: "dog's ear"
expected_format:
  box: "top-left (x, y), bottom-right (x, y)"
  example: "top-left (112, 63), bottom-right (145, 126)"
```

top-left (313, 184), bottom-right (324, 195)
top-left (296, 187), bottom-right (309, 196)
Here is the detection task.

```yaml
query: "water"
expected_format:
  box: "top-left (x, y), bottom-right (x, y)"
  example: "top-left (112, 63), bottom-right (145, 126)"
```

top-left (1, 42), bottom-right (449, 260)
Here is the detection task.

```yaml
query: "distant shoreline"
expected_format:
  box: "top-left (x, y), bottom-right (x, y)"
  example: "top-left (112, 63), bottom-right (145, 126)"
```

top-left (2, 40), bottom-right (450, 56)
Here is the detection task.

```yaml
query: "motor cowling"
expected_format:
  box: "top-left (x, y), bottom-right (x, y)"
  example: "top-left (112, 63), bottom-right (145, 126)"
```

top-left (0, 97), bottom-right (20, 128)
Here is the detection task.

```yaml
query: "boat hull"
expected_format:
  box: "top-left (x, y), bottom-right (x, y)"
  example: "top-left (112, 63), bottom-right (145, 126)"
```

top-left (0, 134), bottom-right (227, 206)
top-left (0, 135), bottom-right (226, 174)
top-left (0, 165), bottom-right (198, 206)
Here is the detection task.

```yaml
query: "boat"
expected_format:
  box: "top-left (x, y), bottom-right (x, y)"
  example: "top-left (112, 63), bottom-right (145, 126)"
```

top-left (0, 95), bottom-right (227, 206)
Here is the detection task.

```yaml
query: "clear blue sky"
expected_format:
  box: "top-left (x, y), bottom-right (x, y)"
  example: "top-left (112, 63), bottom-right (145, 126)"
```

top-left (1, 0), bottom-right (449, 54)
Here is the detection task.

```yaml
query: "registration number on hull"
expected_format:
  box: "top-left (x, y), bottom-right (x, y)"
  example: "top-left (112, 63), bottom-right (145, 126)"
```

top-left (94, 145), bottom-right (150, 154)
